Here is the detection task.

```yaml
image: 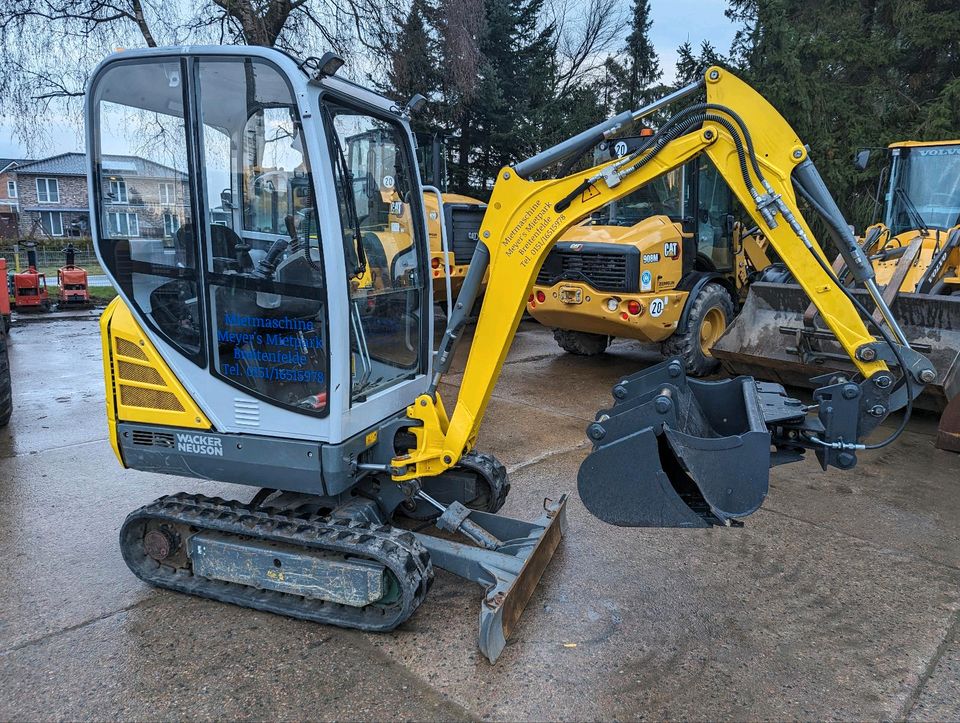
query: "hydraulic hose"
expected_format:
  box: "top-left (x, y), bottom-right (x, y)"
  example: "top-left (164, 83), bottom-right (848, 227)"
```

top-left (793, 180), bottom-right (913, 449)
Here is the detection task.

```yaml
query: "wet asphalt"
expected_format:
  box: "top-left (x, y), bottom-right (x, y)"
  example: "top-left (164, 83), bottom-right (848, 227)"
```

top-left (0, 318), bottom-right (958, 721)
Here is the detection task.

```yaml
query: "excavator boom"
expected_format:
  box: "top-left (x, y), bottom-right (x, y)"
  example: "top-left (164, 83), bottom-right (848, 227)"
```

top-left (395, 67), bottom-right (936, 527)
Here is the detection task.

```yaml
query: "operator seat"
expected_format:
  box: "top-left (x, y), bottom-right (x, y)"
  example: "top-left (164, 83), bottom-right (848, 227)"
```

top-left (176, 223), bottom-right (253, 273)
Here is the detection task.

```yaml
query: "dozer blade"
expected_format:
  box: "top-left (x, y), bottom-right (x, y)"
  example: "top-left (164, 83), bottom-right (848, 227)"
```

top-left (578, 359), bottom-right (803, 527)
top-left (712, 282), bottom-right (960, 413)
top-left (415, 495), bottom-right (568, 662)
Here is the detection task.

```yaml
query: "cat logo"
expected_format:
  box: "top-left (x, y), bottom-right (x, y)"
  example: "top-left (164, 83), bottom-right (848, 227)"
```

top-left (663, 241), bottom-right (679, 258)
top-left (570, 243), bottom-right (583, 251)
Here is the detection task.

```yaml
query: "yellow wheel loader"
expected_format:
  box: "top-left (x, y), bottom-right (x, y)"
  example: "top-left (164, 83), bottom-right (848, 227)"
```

top-left (712, 139), bottom-right (960, 451)
top-left (87, 49), bottom-right (936, 662)
top-left (345, 128), bottom-right (487, 314)
top-left (527, 136), bottom-right (772, 374)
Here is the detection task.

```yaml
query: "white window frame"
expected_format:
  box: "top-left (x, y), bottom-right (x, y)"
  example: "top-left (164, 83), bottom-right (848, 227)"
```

top-left (159, 182), bottom-right (175, 205)
top-left (7, 180), bottom-right (16, 198)
top-left (36, 177), bottom-right (59, 204)
top-left (163, 212), bottom-right (180, 237)
top-left (108, 211), bottom-right (139, 238)
top-left (109, 178), bottom-right (128, 204)
top-left (40, 210), bottom-right (63, 237)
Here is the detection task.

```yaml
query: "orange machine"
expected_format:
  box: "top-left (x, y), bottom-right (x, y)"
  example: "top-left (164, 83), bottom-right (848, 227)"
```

top-left (57, 243), bottom-right (91, 308)
top-left (13, 245), bottom-right (50, 311)
top-left (0, 257), bottom-right (10, 332)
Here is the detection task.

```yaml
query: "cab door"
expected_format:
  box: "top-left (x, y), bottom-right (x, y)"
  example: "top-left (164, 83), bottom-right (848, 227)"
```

top-left (693, 157), bottom-right (735, 272)
top-left (90, 52), bottom-right (337, 440)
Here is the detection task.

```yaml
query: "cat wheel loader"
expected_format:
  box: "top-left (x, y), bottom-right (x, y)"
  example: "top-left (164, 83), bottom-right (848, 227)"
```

top-left (527, 135), bottom-right (772, 374)
top-left (712, 139), bottom-right (960, 451)
top-left (87, 48), bottom-right (934, 661)
top-left (344, 128), bottom-right (487, 316)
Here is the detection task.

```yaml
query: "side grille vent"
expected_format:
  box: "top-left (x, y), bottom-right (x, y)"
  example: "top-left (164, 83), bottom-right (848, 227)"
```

top-left (234, 399), bottom-right (261, 427)
top-left (445, 203), bottom-right (487, 266)
top-left (535, 243), bottom-right (640, 293)
top-left (131, 429), bottom-right (176, 447)
top-left (113, 337), bottom-right (185, 412)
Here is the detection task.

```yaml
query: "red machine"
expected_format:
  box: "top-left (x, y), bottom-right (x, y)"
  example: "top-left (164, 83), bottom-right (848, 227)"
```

top-left (13, 245), bottom-right (50, 311)
top-left (57, 243), bottom-right (91, 309)
top-left (0, 257), bottom-right (10, 332)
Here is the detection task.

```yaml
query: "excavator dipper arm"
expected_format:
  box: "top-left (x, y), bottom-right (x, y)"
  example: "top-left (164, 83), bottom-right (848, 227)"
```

top-left (393, 67), bottom-right (935, 527)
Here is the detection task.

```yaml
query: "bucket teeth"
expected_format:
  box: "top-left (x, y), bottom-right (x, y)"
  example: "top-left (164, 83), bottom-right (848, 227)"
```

top-left (578, 358), bottom-right (777, 528)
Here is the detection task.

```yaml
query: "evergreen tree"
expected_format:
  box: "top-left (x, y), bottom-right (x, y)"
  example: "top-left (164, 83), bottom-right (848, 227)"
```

top-left (384, 0), bottom-right (440, 133)
top-left (675, 40), bottom-right (724, 86)
top-left (726, 0), bottom-right (960, 228)
top-left (605, 0), bottom-right (661, 112)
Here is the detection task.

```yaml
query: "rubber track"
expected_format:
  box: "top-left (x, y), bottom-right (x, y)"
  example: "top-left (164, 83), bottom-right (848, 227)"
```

top-left (459, 450), bottom-right (510, 513)
top-left (0, 330), bottom-right (11, 428)
top-left (404, 450), bottom-right (511, 521)
top-left (120, 493), bottom-right (433, 632)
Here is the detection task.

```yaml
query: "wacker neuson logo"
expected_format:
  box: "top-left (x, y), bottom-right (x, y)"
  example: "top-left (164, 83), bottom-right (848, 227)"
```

top-left (176, 433), bottom-right (224, 457)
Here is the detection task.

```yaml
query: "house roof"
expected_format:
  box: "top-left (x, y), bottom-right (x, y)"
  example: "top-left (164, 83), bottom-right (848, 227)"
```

top-left (16, 152), bottom-right (185, 178)
top-left (0, 158), bottom-right (33, 173)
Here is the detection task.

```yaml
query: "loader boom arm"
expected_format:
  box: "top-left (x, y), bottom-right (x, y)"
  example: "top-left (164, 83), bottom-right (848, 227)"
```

top-left (392, 67), bottom-right (901, 481)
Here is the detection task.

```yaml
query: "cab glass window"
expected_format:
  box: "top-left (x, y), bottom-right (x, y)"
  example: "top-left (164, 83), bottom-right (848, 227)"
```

top-left (322, 101), bottom-right (425, 402)
top-left (695, 158), bottom-right (734, 271)
top-left (197, 58), bottom-right (328, 414)
top-left (92, 60), bottom-right (203, 363)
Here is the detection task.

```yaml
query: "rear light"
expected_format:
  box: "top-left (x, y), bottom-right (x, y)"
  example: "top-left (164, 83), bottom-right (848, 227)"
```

top-left (431, 257), bottom-right (441, 269)
top-left (528, 294), bottom-right (534, 303)
top-left (627, 300), bottom-right (642, 315)
top-left (605, 298), bottom-right (619, 312)
top-left (536, 290), bottom-right (546, 303)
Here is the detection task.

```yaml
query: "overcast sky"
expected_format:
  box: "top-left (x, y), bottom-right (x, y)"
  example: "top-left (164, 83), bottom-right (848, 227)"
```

top-left (0, 0), bottom-right (741, 159)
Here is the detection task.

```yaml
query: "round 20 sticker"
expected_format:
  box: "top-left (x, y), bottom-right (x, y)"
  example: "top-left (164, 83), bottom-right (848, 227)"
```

top-left (649, 297), bottom-right (666, 317)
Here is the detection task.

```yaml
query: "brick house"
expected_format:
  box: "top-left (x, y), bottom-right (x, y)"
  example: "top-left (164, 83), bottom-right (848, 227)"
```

top-left (0, 158), bottom-right (32, 239)
top-left (15, 152), bottom-right (188, 242)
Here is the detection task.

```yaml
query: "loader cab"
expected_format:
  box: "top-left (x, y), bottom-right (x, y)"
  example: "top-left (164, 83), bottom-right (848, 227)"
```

top-left (87, 47), bottom-right (431, 446)
top-left (528, 136), bottom-right (759, 372)
top-left (884, 141), bottom-right (960, 235)
top-left (586, 137), bottom-right (736, 272)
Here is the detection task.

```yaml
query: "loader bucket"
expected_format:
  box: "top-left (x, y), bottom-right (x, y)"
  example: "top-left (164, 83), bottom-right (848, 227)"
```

top-left (577, 359), bottom-right (792, 528)
top-left (712, 282), bottom-right (960, 414)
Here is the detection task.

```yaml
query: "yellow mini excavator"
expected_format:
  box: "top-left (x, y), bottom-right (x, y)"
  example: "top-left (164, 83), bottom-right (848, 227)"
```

top-left (88, 48), bottom-right (935, 661)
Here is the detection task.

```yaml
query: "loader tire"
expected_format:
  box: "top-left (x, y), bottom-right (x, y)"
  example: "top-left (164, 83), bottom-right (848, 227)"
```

top-left (0, 329), bottom-right (11, 427)
top-left (661, 282), bottom-right (734, 376)
top-left (553, 329), bottom-right (610, 356)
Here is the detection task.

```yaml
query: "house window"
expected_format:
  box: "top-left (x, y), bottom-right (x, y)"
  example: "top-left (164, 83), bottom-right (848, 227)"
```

top-left (163, 212), bottom-right (180, 237)
top-left (107, 211), bottom-right (139, 237)
top-left (109, 178), bottom-right (127, 203)
top-left (159, 182), bottom-right (174, 205)
top-left (6, 180), bottom-right (16, 198)
top-left (36, 177), bottom-right (59, 203)
top-left (40, 210), bottom-right (63, 236)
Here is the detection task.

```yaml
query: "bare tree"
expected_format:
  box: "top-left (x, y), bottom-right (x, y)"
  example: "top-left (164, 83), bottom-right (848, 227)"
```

top-left (0, 0), bottom-right (400, 152)
top-left (548, 0), bottom-right (624, 101)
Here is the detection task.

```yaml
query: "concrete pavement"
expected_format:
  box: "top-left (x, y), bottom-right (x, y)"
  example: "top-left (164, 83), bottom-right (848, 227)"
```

top-left (1, 319), bottom-right (958, 720)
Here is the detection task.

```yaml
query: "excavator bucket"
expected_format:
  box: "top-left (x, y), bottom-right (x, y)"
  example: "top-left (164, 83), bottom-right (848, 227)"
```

top-left (712, 281), bottom-right (960, 411)
top-left (578, 359), bottom-right (805, 528)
